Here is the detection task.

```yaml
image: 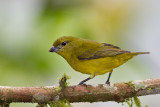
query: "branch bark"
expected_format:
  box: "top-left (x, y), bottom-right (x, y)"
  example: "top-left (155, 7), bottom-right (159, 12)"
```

top-left (0, 77), bottom-right (160, 104)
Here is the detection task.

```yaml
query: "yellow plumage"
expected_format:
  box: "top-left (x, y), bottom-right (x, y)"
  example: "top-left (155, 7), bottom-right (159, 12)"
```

top-left (49, 36), bottom-right (149, 84)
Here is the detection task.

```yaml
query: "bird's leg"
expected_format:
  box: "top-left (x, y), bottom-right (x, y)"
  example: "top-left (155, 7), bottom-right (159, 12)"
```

top-left (105, 71), bottom-right (113, 85)
top-left (78, 77), bottom-right (91, 85)
top-left (78, 74), bottom-right (95, 85)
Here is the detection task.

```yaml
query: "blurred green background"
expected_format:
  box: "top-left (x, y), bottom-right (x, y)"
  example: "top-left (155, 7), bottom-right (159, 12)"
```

top-left (0, 0), bottom-right (160, 107)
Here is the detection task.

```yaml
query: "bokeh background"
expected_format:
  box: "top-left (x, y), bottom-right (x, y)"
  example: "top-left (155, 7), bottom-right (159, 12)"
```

top-left (0, 0), bottom-right (160, 107)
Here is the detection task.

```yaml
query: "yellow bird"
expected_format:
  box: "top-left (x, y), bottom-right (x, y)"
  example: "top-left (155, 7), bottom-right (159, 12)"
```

top-left (49, 36), bottom-right (149, 85)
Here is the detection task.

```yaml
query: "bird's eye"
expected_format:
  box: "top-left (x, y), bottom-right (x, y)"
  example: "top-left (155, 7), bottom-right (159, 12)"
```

top-left (62, 41), bottom-right (67, 46)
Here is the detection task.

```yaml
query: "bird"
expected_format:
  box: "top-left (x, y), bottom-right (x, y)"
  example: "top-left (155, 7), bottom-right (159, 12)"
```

top-left (49, 36), bottom-right (149, 85)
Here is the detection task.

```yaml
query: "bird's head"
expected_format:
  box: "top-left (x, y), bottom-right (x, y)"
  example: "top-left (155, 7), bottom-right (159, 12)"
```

top-left (49, 36), bottom-right (81, 57)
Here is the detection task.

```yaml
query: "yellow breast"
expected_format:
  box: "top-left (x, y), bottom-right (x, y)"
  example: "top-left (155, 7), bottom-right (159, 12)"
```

top-left (65, 53), bottom-right (136, 76)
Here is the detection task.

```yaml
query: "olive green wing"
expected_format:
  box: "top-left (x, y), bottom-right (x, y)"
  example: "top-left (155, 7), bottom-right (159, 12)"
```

top-left (77, 43), bottom-right (130, 60)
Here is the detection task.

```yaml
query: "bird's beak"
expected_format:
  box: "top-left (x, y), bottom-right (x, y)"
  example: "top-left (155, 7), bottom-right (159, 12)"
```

top-left (49, 46), bottom-right (59, 52)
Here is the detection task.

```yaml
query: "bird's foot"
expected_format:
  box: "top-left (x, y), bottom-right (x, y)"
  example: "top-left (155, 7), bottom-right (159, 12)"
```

top-left (105, 81), bottom-right (110, 86)
top-left (78, 83), bottom-right (87, 87)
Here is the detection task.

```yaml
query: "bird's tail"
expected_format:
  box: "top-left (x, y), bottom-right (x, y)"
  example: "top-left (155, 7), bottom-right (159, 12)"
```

top-left (131, 52), bottom-right (150, 55)
top-left (114, 51), bottom-right (149, 68)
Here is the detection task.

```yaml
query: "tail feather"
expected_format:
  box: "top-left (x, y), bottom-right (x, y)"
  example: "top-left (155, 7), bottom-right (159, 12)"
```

top-left (131, 52), bottom-right (150, 55)
top-left (115, 51), bottom-right (149, 68)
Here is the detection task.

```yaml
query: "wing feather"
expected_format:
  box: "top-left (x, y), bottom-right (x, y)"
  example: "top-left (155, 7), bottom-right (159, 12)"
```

top-left (77, 43), bottom-right (130, 60)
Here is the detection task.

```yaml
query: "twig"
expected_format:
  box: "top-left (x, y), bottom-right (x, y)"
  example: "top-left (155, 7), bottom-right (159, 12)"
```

top-left (0, 78), bottom-right (160, 103)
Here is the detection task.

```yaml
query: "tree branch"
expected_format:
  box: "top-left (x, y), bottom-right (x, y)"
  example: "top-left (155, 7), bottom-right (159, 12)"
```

top-left (0, 77), bottom-right (160, 104)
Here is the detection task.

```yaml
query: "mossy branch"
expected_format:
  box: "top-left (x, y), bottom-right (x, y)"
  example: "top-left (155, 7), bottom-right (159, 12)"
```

top-left (0, 77), bottom-right (160, 104)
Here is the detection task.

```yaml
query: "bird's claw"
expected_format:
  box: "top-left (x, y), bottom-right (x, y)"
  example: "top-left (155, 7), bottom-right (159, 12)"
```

top-left (78, 83), bottom-right (87, 87)
top-left (105, 81), bottom-right (110, 86)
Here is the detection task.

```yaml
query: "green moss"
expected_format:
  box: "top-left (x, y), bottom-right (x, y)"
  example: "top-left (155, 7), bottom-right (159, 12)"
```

top-left (125, 81), bottom-right (134, 87)
top-left (55, 86), bottom-right (62, 92)
top-left (123, 96), bottom-right (148, 107)
top-left (133, 96), bottom-right (142, 107)
top-left (59, 73), bottom-right (71, 81)
top-left (124, 98), bottom-right (133, 107)
top-left (59, 73), bottom-right (71, 90)
top-left (147, 87), bottom-right (152, 91)
top-left (46, 74), bottom-right (72, 107)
